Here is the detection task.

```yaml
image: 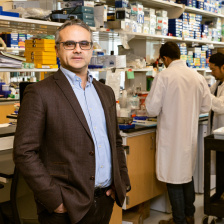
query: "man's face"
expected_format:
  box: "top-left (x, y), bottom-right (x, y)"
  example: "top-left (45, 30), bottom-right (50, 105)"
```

top-left (209, 63), bottom-right (224, 81)
top-left (55, 25), bottom-right (93, 73)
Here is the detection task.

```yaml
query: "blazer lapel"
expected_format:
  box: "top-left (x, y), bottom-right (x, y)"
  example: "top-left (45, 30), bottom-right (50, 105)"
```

top-left (93, 79), bottom-right (113, 140)
top-left (53, 69), bottom-right (92, 138)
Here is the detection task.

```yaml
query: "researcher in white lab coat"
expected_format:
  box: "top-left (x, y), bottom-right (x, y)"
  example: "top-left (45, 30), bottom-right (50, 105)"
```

top-left (145, 42), bottom-right (211, 224)
top-left (208, 52), bottom-right (224, 133)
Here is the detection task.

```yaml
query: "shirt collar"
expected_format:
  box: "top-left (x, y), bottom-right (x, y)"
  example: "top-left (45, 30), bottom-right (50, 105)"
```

top-left (168, 59), bottom-right (186, 68)
top-left (60, 66), bottom-right (93, 86)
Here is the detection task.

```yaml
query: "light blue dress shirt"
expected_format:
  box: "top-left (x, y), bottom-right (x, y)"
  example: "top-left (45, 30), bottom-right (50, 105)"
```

top-left (61, 66), bottom-right (112, 188)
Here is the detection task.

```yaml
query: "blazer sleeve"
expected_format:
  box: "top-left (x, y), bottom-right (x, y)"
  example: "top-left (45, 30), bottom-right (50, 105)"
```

top-left (13, 84), bottom-right (63, 213)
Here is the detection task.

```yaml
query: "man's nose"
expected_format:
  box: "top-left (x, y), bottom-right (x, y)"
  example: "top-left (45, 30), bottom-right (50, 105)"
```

top-left (73, 43), bottom-right (82, 52)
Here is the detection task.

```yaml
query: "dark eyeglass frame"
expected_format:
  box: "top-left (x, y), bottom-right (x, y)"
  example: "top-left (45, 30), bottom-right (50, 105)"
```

top-left (58, 41), bottom-right (93, 50)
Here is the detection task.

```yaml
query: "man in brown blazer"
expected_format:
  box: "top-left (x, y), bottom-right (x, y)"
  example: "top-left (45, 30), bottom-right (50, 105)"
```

top-left (13, 19), bottom-right (130, 224)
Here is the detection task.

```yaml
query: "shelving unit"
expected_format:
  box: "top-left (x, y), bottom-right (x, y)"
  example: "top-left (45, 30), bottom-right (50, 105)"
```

top-left (0, 47), bottom-right (25, 52)
top-left (0, 0), bottom-right (222, 78)
top-left (0, 68), bottom-right (58, 72)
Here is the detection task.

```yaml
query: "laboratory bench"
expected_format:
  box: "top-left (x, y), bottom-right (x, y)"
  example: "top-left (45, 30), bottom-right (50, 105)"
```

top-left (0, 125), bottom-right (16, 204)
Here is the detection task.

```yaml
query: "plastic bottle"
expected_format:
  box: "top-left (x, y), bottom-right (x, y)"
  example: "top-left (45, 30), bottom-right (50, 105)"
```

top-left (116, 100), bottom-right (121, 117)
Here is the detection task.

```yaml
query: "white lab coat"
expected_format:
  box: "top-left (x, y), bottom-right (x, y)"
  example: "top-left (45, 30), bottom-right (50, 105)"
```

top-left (145, 60), bottom-right (211, 184)
top-left (207, 81), bottom-right (224, 134)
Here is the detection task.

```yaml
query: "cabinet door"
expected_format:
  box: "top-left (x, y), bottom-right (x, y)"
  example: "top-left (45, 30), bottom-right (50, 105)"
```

top-left (0, 104), bottom-right (14, 123)
top-left (125, 132), bottom-right (166, 209)
top-left (109, 204), bottom-right (122, 224)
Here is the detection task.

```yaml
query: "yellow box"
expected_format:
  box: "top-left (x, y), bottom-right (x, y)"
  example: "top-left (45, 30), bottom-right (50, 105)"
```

top-left (24, 51), bottom-right (56, 57)
top-left (35, 64), bottom-right (58, 69)
top-left (25, 43), bottom-right (55, 48)
top-left (26, 55), bottom-right (56, 60)
top-left (25, 47), bottom-right (56, 52)
top-left (26, 59), bottom-right (57, 64)
top-left (25, 39), bottom-right (55, 44)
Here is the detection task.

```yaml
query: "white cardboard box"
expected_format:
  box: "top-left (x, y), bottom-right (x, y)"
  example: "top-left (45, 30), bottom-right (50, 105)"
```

top-left (213, 127), bottom-right (224, 139)
top-left (103, 55), bottom-right (126, 68)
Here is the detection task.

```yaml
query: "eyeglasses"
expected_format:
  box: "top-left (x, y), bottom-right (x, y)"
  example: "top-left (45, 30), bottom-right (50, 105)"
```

top-left (58, 41), bottom-right (93, 50)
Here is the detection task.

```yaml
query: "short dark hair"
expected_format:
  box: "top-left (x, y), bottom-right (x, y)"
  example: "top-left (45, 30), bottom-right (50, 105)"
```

top-left (55, 19), bottom-right (93, 49)
top-left (209, 52), bottom-right (224, 68)
top-left (160, 42), bottom-right (180, 60)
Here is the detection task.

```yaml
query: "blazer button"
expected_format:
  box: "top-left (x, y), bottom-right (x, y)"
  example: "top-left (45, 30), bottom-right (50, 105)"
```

top-left (90, 176), bottom-right (95, 180)
top-left (89, 151), bottom-right (94, 156)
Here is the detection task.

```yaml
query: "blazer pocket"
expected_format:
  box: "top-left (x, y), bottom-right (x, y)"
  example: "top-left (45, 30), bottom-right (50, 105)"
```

top-left (48, 162), bottom-right (68, 178)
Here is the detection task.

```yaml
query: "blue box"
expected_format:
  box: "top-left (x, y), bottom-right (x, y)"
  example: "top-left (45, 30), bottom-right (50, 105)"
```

top-left (195, 14), bottom-right (202, 21)
top-left (73, 6), bottom-right (94, 14)
top-left (0, 11), bottom-right (19, 17)
top-left (179, 12), bottom-right (189, 21)
top-left (197, 1), bottom-right (204, 9)
top-left (75, 13), bottom-right (94, 20)
top-left (115, 0), bottom-right (128, 8)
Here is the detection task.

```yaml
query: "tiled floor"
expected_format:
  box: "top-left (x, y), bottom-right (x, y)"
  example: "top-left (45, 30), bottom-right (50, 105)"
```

top-left (144, 192), bottom-right (224, 224)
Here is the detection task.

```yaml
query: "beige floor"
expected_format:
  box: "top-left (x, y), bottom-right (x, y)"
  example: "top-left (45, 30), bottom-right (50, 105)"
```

top-left (144, 193), bottom-right (224, 224)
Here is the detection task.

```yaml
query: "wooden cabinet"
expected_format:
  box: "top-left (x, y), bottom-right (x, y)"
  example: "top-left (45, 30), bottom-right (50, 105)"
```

top-left (122, 130), bottom-right (166, 209)
top-left (109, 204), bottom-right (122, 224)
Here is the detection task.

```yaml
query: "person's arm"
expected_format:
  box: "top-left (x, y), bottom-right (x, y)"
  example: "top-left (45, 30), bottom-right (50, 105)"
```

top-left (145, 74), bottom-right (165, 117)
top-left (210, 93), bottom-right (224, 114)
top-left (13, 84), bottom-right (63, 213)
top-left (200, 77), bottom-right (212, 113)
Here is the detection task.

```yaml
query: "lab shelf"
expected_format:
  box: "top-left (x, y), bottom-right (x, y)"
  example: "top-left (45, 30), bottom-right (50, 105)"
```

top-left (0, 15), bottom-right (96, 35)
top-left (0, 68), bottom-right (58, 72)
top-left (0, 47), bottom-right (25, 52)
top-left (185, 6), bottom-right (224, 18)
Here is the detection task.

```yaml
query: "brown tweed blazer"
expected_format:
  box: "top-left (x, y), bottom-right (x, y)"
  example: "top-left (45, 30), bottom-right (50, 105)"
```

top-left (13, 69), bottom-right (130, 223)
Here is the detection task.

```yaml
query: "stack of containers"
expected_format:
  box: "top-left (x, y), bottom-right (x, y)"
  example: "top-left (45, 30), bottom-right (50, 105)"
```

top-left (178, 43), bottom-right (188, 62)
top-left (179, 0), bottom-right (222, 13)
top-left (187, 50), bottom-right (194, 67)
top-left (156, 10), bottom-right (168, 36)
top-left (201, 24), bottom-right (209, 39)
top-left (188, 47), bottom-right (201, 68)
top-left (204, 0), bottom-right (222, 13)
top-left (197, 0), bottom-right (204, 10)
top-left (179, 12), bottom-right (189, 38)
top-left (200, 48), bottom-right (207, 68)
top-left (177, 0), bottom-right (197, 8)
top-left (203, 45), bottom-right (211, 68)
top-left (143, 8), bottom-right (156, 35)
top-left (63, 6), bottom-right (95, 27)
top-left (213, 17), bottom-right (222, 41)
top-left (114, 0), bottom-right (131, 32)
top-left (130, 2), bottom-right (144, 33)
top-left (1, 33), bottom-right (19, 48)
top-left (24, 39), bottom-right (58, 69)
top-left (168, 19), bottom-right (183, 37)
top-left (194, 14), bottom-right (202, 40)
top-left (18, 34), bottom-right (26, 49)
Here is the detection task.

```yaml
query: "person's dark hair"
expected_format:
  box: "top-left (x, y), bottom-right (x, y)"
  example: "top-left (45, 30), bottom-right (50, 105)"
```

top-left (209, 52), bottom-right (224, 68)
top-left (55, 19), bottom-right (93, 49)
top-left (160, 42), bottom-right (180, 60)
